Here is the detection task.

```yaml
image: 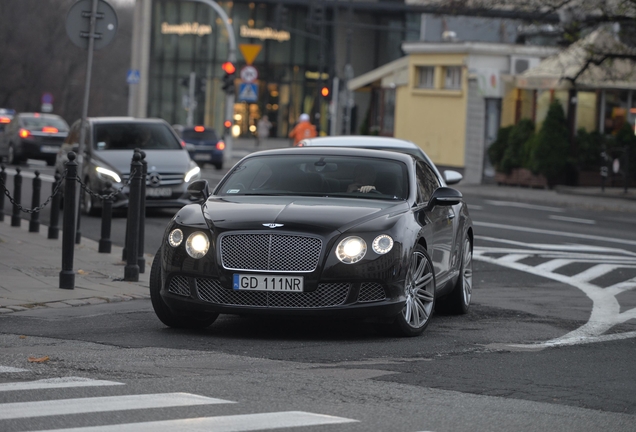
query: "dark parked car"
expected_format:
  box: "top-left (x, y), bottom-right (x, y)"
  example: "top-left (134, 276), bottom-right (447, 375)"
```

top-left (0, 112), bottom-right (69, 165)
top-left (150, 146), bottom-right (473, 337)
top-left (175, 125), bottom-right (225, 170)
top-left (55, 117), bottom-right (201, 215)
top-left (297, 135), bottom-right (464, 186)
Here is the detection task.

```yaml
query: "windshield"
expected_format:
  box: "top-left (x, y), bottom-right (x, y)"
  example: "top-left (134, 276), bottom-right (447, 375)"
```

top-left (21, 115), bottom-right (69, 131)
top-left (218, 155), bottom-right (408, 200)
top-left (93, 123), bottom-right (182, 150)
top-left (181, 129), bottom-right (218, 142)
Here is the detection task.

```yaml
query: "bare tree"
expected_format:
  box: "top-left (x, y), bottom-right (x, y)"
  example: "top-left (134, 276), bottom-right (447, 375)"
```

top-left (0, 0), bottom-right (133, 124)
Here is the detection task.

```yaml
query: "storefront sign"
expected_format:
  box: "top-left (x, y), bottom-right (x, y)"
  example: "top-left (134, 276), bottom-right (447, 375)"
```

top-left (474, 69), bottom-right (501, 97)
top-left (240, 25), bottom-right (290, 42)
top-left (305, 71), bottom-right (329, 80)
top-left (161, 22), bottom-right (212, 36)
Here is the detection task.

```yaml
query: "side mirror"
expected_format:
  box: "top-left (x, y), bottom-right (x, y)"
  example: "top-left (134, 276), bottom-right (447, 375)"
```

top-left (187, 179), bottom-right (210, 202)
top-left (443, 170), bottom-right (463, 185)
top-left (426, 187), bottom-right (462, 210)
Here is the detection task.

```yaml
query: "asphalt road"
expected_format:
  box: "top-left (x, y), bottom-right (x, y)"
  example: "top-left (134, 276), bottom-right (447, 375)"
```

top-left (1, 161), bottom-right (635, 431)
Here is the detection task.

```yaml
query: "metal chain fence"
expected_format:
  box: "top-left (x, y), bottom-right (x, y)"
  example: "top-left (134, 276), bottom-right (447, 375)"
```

top-left (0, 168), bottom-right (139, 214)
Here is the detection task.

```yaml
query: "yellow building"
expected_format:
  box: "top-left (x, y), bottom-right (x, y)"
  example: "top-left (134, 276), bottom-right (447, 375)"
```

top-left (349, 42), bottom-right (557, 183)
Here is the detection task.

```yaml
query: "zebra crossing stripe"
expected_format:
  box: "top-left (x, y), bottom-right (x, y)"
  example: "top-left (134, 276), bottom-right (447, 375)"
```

top-left (29, 411), bottom-right (358, 432)
top-left (0, 377), bottom-right (124, 392)
top-left (0, 366), bottom-right (28, 373)
top-left (0, 392), bottom-right (233, 420)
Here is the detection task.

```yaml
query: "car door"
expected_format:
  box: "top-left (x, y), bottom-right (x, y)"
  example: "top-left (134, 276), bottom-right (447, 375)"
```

top-left (415, 161), bottom-right (454, 284)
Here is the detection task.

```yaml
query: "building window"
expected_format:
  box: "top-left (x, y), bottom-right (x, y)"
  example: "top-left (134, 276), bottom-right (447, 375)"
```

top-left (444, 66), bottom-right (462, 89)
top-left (417, 66), bottom-right (435, 89)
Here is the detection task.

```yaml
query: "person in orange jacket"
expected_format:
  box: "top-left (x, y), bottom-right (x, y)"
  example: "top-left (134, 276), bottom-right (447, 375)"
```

top-left (289, 113), bottom-right (317, 146)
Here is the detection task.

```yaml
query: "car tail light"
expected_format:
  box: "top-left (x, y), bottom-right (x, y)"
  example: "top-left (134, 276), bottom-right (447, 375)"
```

top-left (180, 140), bottom-right (186, 148)
top-left (194, 125), bottom-right (205, 132)
top-left (42, 126), bottom-right (58, 133)
top-left (216, 141), bottom-right (225, 150)
top-left (19, 128), bottom-right (31, 138)
top-left (0, 117), bottom-right (10, 124)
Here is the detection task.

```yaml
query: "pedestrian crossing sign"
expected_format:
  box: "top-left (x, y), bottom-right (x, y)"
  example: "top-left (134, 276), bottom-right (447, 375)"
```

top-left (238, 83), bottom-right (258, 102)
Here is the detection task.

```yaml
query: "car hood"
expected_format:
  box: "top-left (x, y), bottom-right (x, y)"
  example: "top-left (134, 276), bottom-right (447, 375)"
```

top-left (202, 196), bottom-right (409, 235)
top-left (92, 149), bottom-right (192, 173)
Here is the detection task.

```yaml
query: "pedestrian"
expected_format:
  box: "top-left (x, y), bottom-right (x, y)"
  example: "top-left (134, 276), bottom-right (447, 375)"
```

top-left (288, 113), bottom-right (317, 146)
top-left (256, 115), bottom-right (272, 147)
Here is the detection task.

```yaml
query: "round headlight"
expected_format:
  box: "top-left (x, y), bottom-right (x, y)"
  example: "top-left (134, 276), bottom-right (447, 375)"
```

top-left (186, 231), bottom-right (209, 259)
top-left (336, 236), bottom-right (367, 264)
top-left (168, 229), bottom-right (183, 247)
top-left (372, 234), bottom-right (394, 254)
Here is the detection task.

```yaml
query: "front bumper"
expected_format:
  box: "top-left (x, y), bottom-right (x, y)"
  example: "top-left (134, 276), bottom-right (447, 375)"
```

top-left (161, 274), bottom-right (405, 319)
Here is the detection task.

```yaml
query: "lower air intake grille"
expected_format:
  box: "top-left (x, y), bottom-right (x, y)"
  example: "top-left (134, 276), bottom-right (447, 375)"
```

top-left (357, 283), bottom-right (386, 302)
top-left (196, 278), bottom-right (349, 308)
top-left (168, 275), bottom-right (191, 297)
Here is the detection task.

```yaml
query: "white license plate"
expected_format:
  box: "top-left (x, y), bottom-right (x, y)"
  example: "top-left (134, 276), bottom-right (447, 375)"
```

top-left (146, 187), bottom-right (172, 197)
top-left (233, 274), bottom-right (304, 292)
top-left (40, 145), bottom-right (58, 153)
top-left (193, 153), bottom-right (211, 161)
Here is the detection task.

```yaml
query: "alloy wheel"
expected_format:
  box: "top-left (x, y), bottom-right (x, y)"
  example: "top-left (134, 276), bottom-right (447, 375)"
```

top-left (461, 238), bottom-right (473, 306)
top-left (402, 249), bottom-right (435, 329)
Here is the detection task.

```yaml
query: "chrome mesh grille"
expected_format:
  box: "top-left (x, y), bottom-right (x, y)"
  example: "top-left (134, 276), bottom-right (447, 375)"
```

top-left (220, 234), bottom-right (322, 272)
top-left (168, 275), bottom-right (191, 297)
top-left (358, 283), bottom-right (386, 302)
top-left (121, 172), bottom-right (184, 186)
top-left (196, 278), bottom-right (349, 308)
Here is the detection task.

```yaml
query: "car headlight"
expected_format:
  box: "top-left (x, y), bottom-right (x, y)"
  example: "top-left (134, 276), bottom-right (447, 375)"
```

top-left (372, 234), bottom-right (394, 254)
top-left (168, 228), bottom-right (183, 247)
top-left (186, 231), bottom-right (209, 258)
top-left (336, 236), bottom-right (367, 264)
top-left (184, 166), bottom-right (201, 182)
top-left (95, 167), bottom-right (121, 183)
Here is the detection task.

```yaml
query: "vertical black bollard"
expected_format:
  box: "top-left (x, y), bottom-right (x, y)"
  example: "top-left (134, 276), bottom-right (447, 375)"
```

top-left (99, 181), bottom-right (113, 253)
top-left (124, 151), bottom-right (142, 281)
top-left (137, 150), bottom-right (147, 273)
top-left (48, 172), bottom-right (61, 239)
top-left (0, 164), bottom-right (6, 222)
top-left (11, 167), bottom-right (22, 227)
top-left (60, 152), bottom-right (78, 290)
top-left (29, 171), bottom-right (41, 233)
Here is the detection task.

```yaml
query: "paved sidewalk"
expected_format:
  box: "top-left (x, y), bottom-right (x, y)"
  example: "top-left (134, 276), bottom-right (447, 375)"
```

top-left (1, 137), bottom-right (635, 314)
top-left (0, 217), bottom-right (151, 314)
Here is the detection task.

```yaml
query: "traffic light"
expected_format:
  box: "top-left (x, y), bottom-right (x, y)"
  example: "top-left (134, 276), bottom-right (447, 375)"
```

top-left (221, 61), bottom-right (236, 95)
top-left (320, 86), bottom-right (330, 98)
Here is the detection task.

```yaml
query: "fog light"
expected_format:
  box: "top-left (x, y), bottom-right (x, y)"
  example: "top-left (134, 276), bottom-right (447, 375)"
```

top-left (372, 234), bottom-right (393, 254)
top-left (168, 229), bottom-right (183, 247)
top-left (186, 231), bottom-right (209, 259)
top-left (336, 236), bottom-right (367, 264)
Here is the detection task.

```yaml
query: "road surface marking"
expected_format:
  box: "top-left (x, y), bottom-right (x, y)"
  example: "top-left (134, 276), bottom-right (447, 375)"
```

top-left (0, 366), bottom-right (28, 373)
top-left (29, 411), bottom-right (358, 432)
top-left (484, 200), bottom-right (565, 212)
top-left (0, 377), bottom-right (124, 392)
top-left (474, 221), bottom-right (636, 246)
top-left (0, 393), bottom-right (233, 420)
top-left (3, 167), bottom-right (55, 182)
top-left (474, 240), bottom-right (636, 347)
top-left (548, 215), bottom-right (596, 224)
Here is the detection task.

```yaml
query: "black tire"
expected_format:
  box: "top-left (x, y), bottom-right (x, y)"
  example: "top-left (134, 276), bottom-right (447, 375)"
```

top-left (9, 143), bottom-right (22, 165)
top-left (214, 162), bottom-right (223, 170)
top-left (81, 178), bottom-right (100, 216)
top-left (392, 244), bottom-right (436, 337)
top-left (438, 236), bottom-right (473, 315)
top-left (149, 249), bottom-right (219, 329)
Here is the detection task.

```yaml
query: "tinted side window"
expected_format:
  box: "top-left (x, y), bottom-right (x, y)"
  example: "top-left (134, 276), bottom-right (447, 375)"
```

top-left (415, 161), bottom-right (440, 203)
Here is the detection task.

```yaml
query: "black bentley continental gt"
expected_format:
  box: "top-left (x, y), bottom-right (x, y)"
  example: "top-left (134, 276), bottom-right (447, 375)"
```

top-left (150, 146), bottom-right (473, 336)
